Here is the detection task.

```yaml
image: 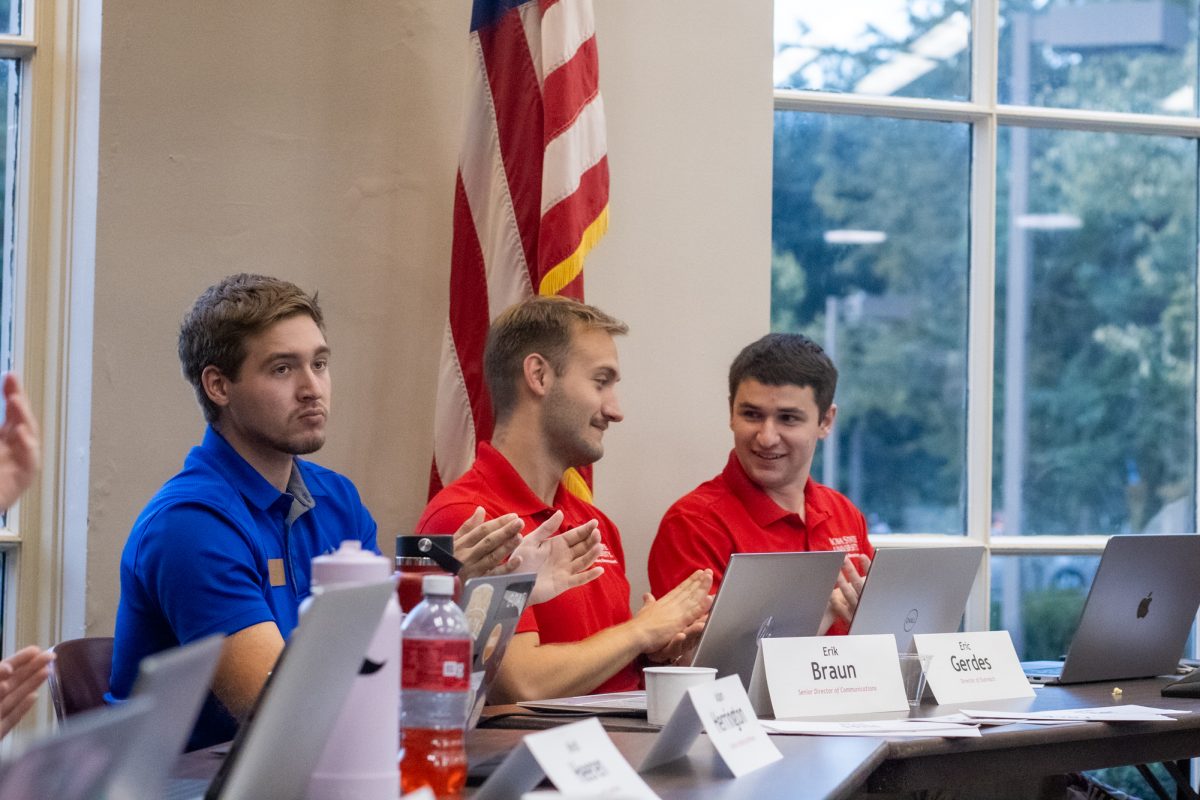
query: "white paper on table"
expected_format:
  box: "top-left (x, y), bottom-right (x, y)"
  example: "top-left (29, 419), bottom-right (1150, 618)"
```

top-left (959, 705), bottom-right (1185, 723)
top-left (762, 719), bottom-right (982, 738)
top-left (922, 712), bottom-right (1074, 727)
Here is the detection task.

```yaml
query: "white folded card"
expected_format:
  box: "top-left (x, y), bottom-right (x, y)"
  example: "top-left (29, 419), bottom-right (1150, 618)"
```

top-left (914, 631), bottom-right (1034, 704)
top-left (640, 674), bottom-right (781, 777)
top-left (755, 634), bottom-right (909, 718)
top-left (474, 717), bottom-right (659, 800)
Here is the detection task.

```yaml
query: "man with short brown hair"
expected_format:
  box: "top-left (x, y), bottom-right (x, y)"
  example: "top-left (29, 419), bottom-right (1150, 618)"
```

top-left (649, 333), bottom-right (873, 635)
top-left (109, 273), bottom-right (376, 749)
top-left (420, 296), bottom-right (713, 702)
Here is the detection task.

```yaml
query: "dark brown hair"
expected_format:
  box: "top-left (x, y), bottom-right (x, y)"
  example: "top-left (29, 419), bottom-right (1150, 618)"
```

top-left (178, 273), bottom-right (324, 423)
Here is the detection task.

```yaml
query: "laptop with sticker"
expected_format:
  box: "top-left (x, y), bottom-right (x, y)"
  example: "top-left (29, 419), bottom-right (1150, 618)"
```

top-left (459, 571), bottom-right (535, 728)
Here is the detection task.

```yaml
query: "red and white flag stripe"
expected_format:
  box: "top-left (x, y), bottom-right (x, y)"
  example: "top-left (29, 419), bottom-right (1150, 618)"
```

top-left (432, 0), bottom-right (609, 495)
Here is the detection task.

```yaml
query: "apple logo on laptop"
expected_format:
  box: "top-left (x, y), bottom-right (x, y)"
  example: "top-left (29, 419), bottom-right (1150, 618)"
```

top-left (1137, 592), bottom-right (1153, 619)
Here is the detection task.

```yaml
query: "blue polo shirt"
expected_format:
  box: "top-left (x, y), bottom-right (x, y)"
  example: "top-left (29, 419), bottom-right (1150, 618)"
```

top-left (107, 426), bottom-right (377, 748)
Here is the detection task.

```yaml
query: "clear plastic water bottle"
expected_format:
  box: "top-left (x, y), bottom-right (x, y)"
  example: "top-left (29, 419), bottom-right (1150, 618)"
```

top-left (400, 573), bottom-right (471, 799)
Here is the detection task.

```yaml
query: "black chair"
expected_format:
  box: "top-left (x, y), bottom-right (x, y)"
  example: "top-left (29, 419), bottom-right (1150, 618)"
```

top-left (46, 636), bottom-right (114, 721)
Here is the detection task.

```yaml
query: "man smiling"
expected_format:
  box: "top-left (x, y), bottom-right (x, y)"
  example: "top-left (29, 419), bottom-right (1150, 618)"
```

top-left (419, 296), bottom-right (712, 701)
top-left (648, 333), bottom-right (873, 635)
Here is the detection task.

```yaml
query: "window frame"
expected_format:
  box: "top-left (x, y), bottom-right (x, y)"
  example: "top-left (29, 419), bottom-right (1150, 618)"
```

top-left (773, 0), bottom-right (1200, 634)
top-left (0, 0), bottom-right (99, 738)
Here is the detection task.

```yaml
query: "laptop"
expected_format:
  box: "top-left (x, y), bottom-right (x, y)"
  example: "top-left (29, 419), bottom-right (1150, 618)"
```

top-left (692, 550), bottom-right (847, 687)
top-left (515, 551), bottom-right (845, 715)
top-left (161, 579), bottom-right (394, 800)
top-left (460, 571), bottom-right (535, 727)
top-left (0, 698), bottom-right (153, 800)
top-left (1022, 534), bottom-right (1200, 684)
top-left (848, 545), bottom-right (985, 653)
top-left (108, 634), bottom-right (225, 800)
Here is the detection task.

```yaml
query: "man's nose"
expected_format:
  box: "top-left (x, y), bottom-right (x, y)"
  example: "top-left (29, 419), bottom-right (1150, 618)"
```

top-left (604, 392), bottom-right (624, 423)
top-left (755, 418), bottom-right (779, 446)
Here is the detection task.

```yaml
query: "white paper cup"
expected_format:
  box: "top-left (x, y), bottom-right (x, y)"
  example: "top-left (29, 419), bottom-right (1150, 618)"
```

top-left (644, 666), bottom-right (717, 725)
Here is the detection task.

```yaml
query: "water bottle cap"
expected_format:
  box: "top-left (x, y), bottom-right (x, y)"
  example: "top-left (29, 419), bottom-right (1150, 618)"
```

top-left (422, 574), bottom-right (455, 595)
top-left (312, 540), bottom-right (391, 585)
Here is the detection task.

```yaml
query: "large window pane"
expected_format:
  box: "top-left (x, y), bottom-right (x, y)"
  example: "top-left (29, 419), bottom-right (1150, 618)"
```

top-left (774, 0), bottom-right (971, 100)
top-left (0, 1), bottom-right (16, 37)
top-left (994, 127), bottom-right (1197, 535)
top-left (990, 554), bottom-right (1099, 660)
top-left (999, 0), bottom-right (1199, 115)
top-left (772, 112), bottom-right (969, 534)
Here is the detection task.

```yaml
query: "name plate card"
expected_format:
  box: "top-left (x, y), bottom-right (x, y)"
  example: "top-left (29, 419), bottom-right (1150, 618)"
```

top-left (914, 631), bottom-right (1035, 705)
top-left (475, 717), bottom-right (659, 800)
top-left (759, 635), bottom-right (909, 718)
top-left (641, 674), bottom-right (782, 777)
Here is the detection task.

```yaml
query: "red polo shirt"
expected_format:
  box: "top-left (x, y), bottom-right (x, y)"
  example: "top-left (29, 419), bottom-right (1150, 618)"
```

top-left (648, 451), bottom-right (873, 635)
top-left (417, 442), bottom-right (639, 694)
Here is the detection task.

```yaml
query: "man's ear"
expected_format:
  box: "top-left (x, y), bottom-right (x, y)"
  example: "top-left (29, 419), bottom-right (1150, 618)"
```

top-left (818, 403), bottom-right (837, 439)
top-left (201, 365), bottom-right (233, 410)
top-left (521, 353), bottom-right (553, 399)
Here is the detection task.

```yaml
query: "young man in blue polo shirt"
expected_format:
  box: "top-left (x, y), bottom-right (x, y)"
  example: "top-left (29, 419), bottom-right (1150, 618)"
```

top-left (108, 274), bottom-right (382, 749)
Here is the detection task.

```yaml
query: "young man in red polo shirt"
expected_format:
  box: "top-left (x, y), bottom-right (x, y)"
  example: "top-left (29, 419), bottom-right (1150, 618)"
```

top-left (418, 296), bottom-right (713, 702)
top-left (648, 333), bottom-right (872, 635)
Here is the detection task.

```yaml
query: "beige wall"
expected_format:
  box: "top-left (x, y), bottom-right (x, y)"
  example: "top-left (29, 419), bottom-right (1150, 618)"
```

top-left (86, 0), bottom-right (772, 632)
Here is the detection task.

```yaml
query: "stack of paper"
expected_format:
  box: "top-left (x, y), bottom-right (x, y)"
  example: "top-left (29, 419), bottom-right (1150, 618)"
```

top-left (956, 705), bottom-right (1192, 724)
top-left (761, 718), bottom-right (982, 738)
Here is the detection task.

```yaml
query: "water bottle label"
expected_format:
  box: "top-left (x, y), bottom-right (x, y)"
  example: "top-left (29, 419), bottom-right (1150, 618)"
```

top-left (402, 639), bottom-right (471, 691)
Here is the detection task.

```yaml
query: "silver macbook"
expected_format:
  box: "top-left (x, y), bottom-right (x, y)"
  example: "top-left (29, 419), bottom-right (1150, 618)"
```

top-left (162, 579), bottom-right (395, 800)
top-left (692, 550), bottom-right (847, 687)
top-left (0, 698), bottom-right (153, 800)
top-left (517, 551), bottom-right (845, 714)
top-left (1022, 534), bottom-right (1200, 685)
top-left (848, 545), bottom-right (985, 653)
top-left (109, 634), bottom-right (225, 800)
top-left (461, 571), bottom-right (535, 727)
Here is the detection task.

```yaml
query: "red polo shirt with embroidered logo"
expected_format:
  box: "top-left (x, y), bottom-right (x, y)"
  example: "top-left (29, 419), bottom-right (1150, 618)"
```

top-left (648, 451), bottom-right (873, 635)
top-left (417, 442), bottom-right (639, 693)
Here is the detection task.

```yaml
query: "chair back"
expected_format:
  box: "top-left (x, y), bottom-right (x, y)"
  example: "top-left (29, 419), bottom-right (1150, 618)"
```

top-left (47, 637), bottom-right (114, 721)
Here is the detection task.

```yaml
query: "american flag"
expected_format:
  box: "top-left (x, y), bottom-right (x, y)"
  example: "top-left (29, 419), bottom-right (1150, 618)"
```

top-left (431, 0), bottom-right (609, 498)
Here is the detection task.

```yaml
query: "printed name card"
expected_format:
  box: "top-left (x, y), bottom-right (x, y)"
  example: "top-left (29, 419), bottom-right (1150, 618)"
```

top-left (914, 631), bottom-right (1034, 705)
top-left (640, 674), bottom-right (782, 777)
top-left (757, 634), bottom-right (909, 718)
top-left (474, 717), bottom-right (659, 800)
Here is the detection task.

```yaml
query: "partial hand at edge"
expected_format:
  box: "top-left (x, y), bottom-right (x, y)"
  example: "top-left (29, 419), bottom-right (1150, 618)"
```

top-left (0, 645), bottom-right (53, 738)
